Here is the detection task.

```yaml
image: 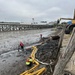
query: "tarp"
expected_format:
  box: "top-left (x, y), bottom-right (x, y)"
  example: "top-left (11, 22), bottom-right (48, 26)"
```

top-left (67, 21), bottom-right (72, 25)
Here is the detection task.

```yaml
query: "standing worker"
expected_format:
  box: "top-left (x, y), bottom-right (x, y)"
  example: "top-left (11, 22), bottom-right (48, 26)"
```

top-left (18, 42), bottom-right (24, 51)
top-left (40, 34), bottom-right (42, 42)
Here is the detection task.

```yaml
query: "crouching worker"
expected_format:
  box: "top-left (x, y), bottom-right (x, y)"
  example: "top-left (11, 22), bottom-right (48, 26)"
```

top-left (26, 60), bottom-right (32, 67)
top-left (26, 57), bottom-right (33, 67)
top-left (29, 57), bottom-right (33, 63)
top-left (26, 60), bottom-right (31, 66)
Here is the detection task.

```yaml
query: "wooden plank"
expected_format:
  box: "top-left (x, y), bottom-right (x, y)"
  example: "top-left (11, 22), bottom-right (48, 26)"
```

top-left (58, 29), bottom-right (65, 50)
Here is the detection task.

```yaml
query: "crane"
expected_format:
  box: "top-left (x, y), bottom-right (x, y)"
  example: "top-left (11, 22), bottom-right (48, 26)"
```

top-left (57, 9), bottom-right (75, 24)
top-left (57, 9), bottom-right (75, 34)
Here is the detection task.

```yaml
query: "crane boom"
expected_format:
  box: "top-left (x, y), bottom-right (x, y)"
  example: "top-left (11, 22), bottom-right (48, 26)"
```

top-left (58, 9), bottom-right (75, 24)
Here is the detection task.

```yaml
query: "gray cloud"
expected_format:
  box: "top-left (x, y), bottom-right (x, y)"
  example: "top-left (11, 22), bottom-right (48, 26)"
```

top-left (0, 0), bottom-right (75, 22)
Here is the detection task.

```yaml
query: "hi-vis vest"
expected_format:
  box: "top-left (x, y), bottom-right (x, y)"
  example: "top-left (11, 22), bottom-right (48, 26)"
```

top-left (29, 58), bottom-right (33, 62)
top-left (26, 61), bottom-right (30, 65)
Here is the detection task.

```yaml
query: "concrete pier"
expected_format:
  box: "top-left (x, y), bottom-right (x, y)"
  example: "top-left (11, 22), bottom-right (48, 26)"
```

top-left (0, 23), bottom-right (54, 32)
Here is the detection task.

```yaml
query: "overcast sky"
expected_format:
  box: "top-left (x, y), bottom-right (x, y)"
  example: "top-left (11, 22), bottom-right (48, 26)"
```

top-left (0, 0), bottom-right (75, 23)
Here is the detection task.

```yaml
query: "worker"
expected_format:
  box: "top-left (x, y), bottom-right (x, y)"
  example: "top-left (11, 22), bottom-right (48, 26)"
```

top-left (25, 59), bottom-right (32, 67)
top-left (40, 34), bottom-right (43, 42)
top-left (18, 42), bottom-right (24, 51)
top-left (29, 57), bottom-right (33, 63)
